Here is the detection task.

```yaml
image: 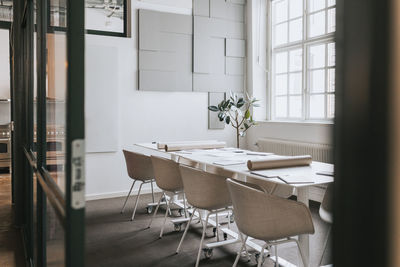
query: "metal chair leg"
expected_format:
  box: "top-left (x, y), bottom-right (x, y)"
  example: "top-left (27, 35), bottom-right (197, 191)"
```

top-left (275, 245), bottom-right (279, 267)
top-left (233, 234), bottom-right (249, 267)
top-left (319, 226), bottom-right (331, 266)
top-left (183, 193), bottom-right (187, 218)
top-left (195, 212), bottom-right (210, 267)
top-left (148, 192), bottom-right (164, 228)
top-left (215, 211), bottom-right (220, 242)
top-left (258, 243), bottom-right (268, 267)
top-left (150, 180), bottom-right (155, 203)
top-left (131, 181), bottom-right (144, 221)
top-left (159, 194), bottom-right (172, 238)
top-left (121, 180), bottom-right (135, 213)
top-left (176, 208), bottom-right (197, 253)
top-left (227, 211), bottom-right (231, 229)
top-left (294, 238), bottom-right (307, 267)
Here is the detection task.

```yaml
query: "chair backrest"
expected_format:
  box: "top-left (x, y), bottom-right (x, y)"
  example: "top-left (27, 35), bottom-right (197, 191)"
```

top-left (178, 156), bottom-right (200, 168)
top-left (246, 176), bottom-right (294, 198)
top-left (226, 179), bottom-right (315, 241)
top-left (151, 156), bottom-right (183, 192)
top-left (179, 165), bottom-right (232, 211)
top-left (206, 164), bottom-right (238, 179)
top-left (122, 150), bottom-right (154, 182)
top-left (319, 184), bottom-right (333, 223)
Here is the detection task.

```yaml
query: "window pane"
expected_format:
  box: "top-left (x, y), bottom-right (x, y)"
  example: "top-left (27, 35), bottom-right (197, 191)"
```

top-left (328, 43), bottom-right (335, 66)
top-left (289, 18), bottom-right (303, 42)
top-left (289, 96), bottom-right (302, 118)
top-left (289, 72), bottom-right (302, 94)
top-left (276, 74), bottom-right (288, 95)
top-left (310, 94), bottom-right (325, 118)
top-left (274, 23), bottom-right (288, 46)
top-left (327, 94), bottom-right (335, 118)
top-left (309, 11), bottom-right (326, 38)
top-left (0, 1), bottom-right (12, 22)
top-left (289, 49), bottom-right (302, 71)
top-left (327, 8), bottom-right (336, 33)
top-left (276, 52), bottom-right (288, 73)
top-left (273, 0), bottom-right (288, 24)
top-left (310, 69), bottom-right (325, 93)
top-left (309, 0), bottom-right (325, 12)
top-left (50, 0), bottom-right (67, 27)
top-left (328, 68), bottom-right (335, 92)
top-left (328, 0), bottom-right (336, 7)
top-left (276, 96), bottom-right (288, 117)
top-left (309, 44), bottom-right (325, 69)
top-left (289, 0), bottom-right (303, 19)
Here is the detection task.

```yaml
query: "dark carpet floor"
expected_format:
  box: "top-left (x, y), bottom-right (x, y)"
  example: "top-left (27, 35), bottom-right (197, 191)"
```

top-left (85, 193), bottom-right (332, 267)
top-left (0, 174), bottom-right (25, 267)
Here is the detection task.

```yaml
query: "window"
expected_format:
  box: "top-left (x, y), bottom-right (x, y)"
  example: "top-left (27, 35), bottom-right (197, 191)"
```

top-left (0, 0), bottom-right (12, 29)
top-left (270, 0), bottom-right (336, 121)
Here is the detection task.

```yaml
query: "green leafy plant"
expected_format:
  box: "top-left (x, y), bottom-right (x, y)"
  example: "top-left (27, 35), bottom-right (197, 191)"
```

top-left (208, 92), bottom-right (259, 148)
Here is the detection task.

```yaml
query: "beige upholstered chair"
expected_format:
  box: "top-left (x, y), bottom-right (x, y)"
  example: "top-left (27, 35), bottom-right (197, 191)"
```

top-left (319, 184), bottom-right (333, 266)
top-left (226, 178), bottom-right (315, 267)
top-left (176, 165), bottom-right (233, 267)
top-left (121, 150), bottom-right (155, 221)
top-left (148, 156), bottom-right (187, 238)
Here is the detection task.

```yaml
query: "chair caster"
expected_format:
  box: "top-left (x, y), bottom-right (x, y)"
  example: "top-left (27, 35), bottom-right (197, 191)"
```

top-left (223, 232), bottom-right (228, 240)
top-left (229, 214), bottom-right (235, 223)
top-left (203, 248), bottom-right (213, 259)
top-left (174, 223), bottom-right (183, 231)
top-left (178, 208), bottom-right (185, 216)
top-left (146, 206), bottom-right (153, 214)
top-left (255, 252), bottom-right (268, 265)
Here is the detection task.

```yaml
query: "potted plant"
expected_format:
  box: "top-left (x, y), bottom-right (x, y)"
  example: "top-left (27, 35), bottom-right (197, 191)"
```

top-left (208, 92), bottom-right (259, 148)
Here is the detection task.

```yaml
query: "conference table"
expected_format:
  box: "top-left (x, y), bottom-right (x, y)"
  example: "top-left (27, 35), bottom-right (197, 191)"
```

top-left (134, 142), bottom-right (334, 267)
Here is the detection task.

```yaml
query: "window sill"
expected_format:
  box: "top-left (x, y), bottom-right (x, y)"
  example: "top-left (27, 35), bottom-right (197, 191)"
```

top-left (255, 119), bottom-right (334, 127)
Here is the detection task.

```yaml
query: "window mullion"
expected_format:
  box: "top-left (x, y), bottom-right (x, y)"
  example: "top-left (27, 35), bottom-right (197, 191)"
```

top-left (325, 43), bottom-right (329, 119)
top-left (303, 0), bottom-right (308, 120)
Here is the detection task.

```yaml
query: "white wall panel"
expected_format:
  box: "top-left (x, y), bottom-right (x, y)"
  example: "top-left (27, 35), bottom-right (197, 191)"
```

top-left (226, 38), bottom-right (246, 58)
top-left (85, 45), bottom-right (119, 153)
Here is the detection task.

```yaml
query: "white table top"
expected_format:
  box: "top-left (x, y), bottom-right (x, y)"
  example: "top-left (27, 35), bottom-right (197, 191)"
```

top-left (135, 143), bottom-right (334, 188)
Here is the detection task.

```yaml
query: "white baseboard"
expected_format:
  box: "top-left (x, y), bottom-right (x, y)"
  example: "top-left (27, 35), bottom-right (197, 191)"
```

top-left (86, 187), bottom-right (162, 201)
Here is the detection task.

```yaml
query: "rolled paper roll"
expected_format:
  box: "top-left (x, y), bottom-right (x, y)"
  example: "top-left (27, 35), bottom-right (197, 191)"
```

top-left (157, 140), bottom-right (218, 150)
top-left (247, 155), bottom-right (312, 170)
top-left (165, 141), bottom-right (226, 152)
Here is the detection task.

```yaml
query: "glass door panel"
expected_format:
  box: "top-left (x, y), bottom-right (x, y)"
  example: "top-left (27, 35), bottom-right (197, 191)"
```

top-left (46, 29), bottom-right (67, 193)
top-left (46, 198), bottom-right (65, 266)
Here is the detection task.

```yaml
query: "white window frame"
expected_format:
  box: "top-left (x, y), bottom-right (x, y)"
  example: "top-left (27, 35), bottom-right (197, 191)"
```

top-left (267, 0), bottom-right (336, 122)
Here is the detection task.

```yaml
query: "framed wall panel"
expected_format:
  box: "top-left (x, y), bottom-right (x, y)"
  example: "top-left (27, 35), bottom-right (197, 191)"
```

top-left (193, 0), bottom-right (246, 93)
top-left (138, 9), bottom-right (193, 91)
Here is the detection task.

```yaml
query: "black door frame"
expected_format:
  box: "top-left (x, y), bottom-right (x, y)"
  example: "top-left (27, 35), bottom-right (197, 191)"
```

top-left (11, 0), bottom-right (86, 266)
top-left (334, 0), bottom-right (391, 266)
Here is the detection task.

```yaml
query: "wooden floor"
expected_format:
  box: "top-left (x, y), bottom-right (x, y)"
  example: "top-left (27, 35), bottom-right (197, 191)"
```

top-left (0, 173), bottom-right (25, 267)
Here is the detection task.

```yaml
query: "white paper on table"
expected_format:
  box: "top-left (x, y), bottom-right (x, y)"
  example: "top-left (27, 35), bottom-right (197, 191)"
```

top-left (278, 175), bottom-right (315, 184)
top-left (250, 170), bottom-right (283, 178)
top-left (213, 160), bottom-right (246, 166)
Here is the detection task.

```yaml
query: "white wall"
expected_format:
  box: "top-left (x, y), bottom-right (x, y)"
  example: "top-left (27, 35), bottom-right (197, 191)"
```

top-left (85, 0), bottom-right (237, 199)
top-left (245, 0), bottom-right (333, 151)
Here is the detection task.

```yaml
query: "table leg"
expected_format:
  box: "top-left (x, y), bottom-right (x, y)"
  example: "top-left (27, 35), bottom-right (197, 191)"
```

top-left (297, 187), bottom-right (310, 267)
